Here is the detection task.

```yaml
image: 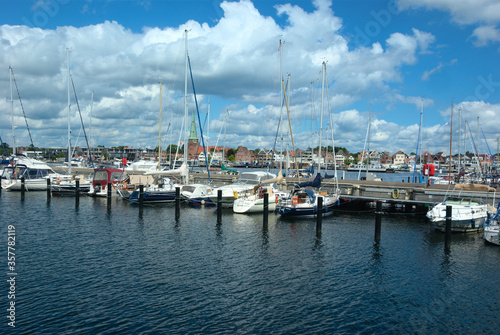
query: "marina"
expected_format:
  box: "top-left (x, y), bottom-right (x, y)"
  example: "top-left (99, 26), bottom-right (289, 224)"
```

top-left (1, 188), bottom-right (499, 333)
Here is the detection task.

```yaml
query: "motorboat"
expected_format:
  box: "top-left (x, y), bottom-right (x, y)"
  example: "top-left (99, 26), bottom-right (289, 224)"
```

top-left (233, 184), bottom-right (287, 214)
top-left (87, 167), bottom-right (125, 197)
top-left (233, 170), bottom-right (286, 213)
top-left (208, 171), bottom-right (277, 207)
top-left (1, 154), bottom-right (56, 191)
top-left (426, 196), bottom-right (489, 233)
top-left (180, 183), bottom-right (214, 206)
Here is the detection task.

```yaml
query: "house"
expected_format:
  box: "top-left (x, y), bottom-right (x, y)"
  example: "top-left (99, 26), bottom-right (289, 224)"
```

top-left (392, 151), bottom-right (407, 166)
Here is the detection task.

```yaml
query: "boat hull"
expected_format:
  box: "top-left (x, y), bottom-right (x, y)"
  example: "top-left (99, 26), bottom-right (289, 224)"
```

top-left (430, 217), bottom-right (486, 233)
top-left (129, 190), bottom-right (176, 204)
top-left (2, 178), bottom-right (49, 191)
top-left (483, 225), bottom-right (500, 245)
top-left (233, 199), bottom-right (277, 214)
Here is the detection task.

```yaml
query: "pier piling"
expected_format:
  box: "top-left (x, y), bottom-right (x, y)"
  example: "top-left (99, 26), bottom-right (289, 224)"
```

top-left (107, 182), bottom-right (111, 210)
top-left (375, 201), bottom-right (382, 241)
top-left (316, 196), bottom-right (323, 236)
top-left (217, 190), bottom-right (222, 224)
top-left (139, 185), bottom-right (144, 212)
top-left (175, 187), bottom-right (180, 220)
top-left (21, 177), bottom-right (25, 200)
top-left (0, 176), bottom-right (2, 195)
top-left (46, 178), bottom-right (51, 202)
top-left (263, 193), bottom-right (268, 229)
top-left (445, 205), bottom-right (452, 249)
top-left (75, 179), bottom-right (80, 208)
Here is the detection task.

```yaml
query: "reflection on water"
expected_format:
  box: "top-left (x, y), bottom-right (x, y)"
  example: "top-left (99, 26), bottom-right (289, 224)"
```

top-left (1, 192), bottom-right (498, 334)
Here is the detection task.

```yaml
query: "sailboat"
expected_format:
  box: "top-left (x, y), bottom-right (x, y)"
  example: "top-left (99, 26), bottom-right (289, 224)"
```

top-left (1, 67), bottom-right (62, 191)
top-left (276, 62), bottom-right (341, 217)
top-left (129, 30), bottom-right (192, 204)
top-left (51, 49), bottom-right (93, 195)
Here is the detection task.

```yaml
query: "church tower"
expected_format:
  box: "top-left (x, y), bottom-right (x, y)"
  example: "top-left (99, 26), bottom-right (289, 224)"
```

top-left (187, 110), bottom-right (199, 160)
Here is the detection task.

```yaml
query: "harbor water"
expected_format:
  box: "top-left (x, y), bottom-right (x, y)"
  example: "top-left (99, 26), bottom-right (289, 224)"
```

top-left (1, 191), bottom-right (499, 334)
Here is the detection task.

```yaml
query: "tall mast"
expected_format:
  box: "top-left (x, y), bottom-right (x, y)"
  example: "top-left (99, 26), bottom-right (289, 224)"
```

top-left (458, 107), bottom-right (461, 172)
top-left (158, 82), bottom-right (162, 171)
top-left (67, 48), bottom-right (71, 174)
top-left (279, 40), bottom-right (283, 171)
top-left (9, 67), bottom-right (15, 155)
top-left (448, 101), bottom-right (453, 183)
top-left (319, 61), bottom-right (326, 174)
top-left (367, 102), bottom-right (372, 175)
top-left (183, 29), bottom-right (189, 168)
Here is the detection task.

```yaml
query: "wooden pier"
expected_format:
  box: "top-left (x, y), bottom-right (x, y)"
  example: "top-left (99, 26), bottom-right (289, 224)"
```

top-left (189, 173), bottom-right (500, 210)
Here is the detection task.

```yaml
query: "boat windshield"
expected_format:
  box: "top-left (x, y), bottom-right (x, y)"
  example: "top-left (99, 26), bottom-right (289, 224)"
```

top-left (1, 166), bottom-right (48, 179)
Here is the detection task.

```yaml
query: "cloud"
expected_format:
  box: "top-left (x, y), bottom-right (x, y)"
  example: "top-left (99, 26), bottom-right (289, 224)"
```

top-left (0, 0), bottom-right (495, 156)
top-left (472, 25), bottom-right (500, 46)
top-left (421, 59), bottom-right (457, 81)
top-left (397, 0), bottom-right (500, 26)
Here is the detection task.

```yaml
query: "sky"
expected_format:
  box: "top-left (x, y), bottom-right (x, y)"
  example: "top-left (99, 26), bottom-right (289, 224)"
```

top-left (0, 0), bottom-right (499, 157)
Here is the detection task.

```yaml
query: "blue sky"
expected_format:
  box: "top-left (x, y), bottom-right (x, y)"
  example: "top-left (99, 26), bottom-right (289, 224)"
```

top-left (1, 0), bottom-right (499, 156)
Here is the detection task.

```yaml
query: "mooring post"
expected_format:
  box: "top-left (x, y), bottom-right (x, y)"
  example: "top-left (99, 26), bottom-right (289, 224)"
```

top-left (445, 205), bottom-right (452, 249)
top-left (217, 189), bottom-right (222, 224)
top-left (107, 182), bottom-right (112, 209)
top-left (21, 176), bottom-right (25, 200)
top-left (139, 185), bottom-right (144, 212)
top-left (316, 196), bottom-right (323, 236)
top-left (175, 187), bottom-right (180, 220)
top-left (375, 201), bottom-right (382, 241)
top-left (0, 176), bottom-right (2, 195)
top-left (46, 178), bottom-right (51, 201)
top-left (263, 192), bottom-right (269, 229)
top-left (75, 179), bottom-right (80, 208)
top-left (408, 177), bottom-right (410, 183)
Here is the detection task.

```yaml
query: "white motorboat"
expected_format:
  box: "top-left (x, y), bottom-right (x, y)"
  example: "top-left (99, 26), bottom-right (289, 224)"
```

top-left (233, 185), bottom-right (287, 214)
top-left (426, 196), bottom-right (489, 233)
top-left (180, 183), bottom-right (214, 206)
top-left (208, 171), bottom-right (277, 207)
top-left (1, 154), bottom-right (57, 191)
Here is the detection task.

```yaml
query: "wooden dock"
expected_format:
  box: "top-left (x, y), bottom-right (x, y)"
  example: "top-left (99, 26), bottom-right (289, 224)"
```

top-left (189, 173), bottom-right (500, 210)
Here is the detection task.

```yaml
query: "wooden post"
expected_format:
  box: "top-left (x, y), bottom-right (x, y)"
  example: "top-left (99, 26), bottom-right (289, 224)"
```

top-left (21, 177), bottom-right (25, 200)
top-left (139, 185), bottom-right (144, 212)
top-left (175, 187), bottom-right (180, 220)
top-left (316, 196), bottom-right (323, 236)
top-left (217, 189), bottom-right (222, 224)
top-left (263, 192), bottom-right (268, 229)
top-left (107, 182), bottom-right (112, 209)
top-left (445, 205), bottom-right (452, 250)
top-left (375, 201), bottom-right (382, 242)
top-left (46, 178), bottom-right (51, 201)
top-left (0, 176), bottom-right (2, 195)
top-left (75, 179), bottom-right (80, 208)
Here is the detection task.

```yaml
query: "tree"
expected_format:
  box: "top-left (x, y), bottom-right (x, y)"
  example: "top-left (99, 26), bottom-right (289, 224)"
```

top-left (228, 154), bottom-right (235, 162)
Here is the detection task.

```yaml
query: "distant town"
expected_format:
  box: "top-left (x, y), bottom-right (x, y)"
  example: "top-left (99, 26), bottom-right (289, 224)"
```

top-left (7, 142), bottom-right (499, 173)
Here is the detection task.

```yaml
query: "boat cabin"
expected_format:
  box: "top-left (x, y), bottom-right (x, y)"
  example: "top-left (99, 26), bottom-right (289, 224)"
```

top-left (92, 168), bottom-right (124, 188)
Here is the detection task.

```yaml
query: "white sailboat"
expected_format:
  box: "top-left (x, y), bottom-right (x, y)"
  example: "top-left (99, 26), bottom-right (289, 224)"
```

top-left (233, 171), bottom-right (287, 213)
top-left (276, 61), bottom-right (341, 217)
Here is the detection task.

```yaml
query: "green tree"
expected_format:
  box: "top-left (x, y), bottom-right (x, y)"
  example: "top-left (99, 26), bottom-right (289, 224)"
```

top-left (228, 154), bottom-right (235, 162)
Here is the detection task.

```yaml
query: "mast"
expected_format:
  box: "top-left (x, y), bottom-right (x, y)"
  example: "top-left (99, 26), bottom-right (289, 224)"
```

top-left (448, 101), bottom-right (453, 183)
top-left (158, 82), bottom-right (162, 171)
top-left (458, 107), bottom-right (461, 172)
top-left (67, 48), bottom-right (71, 174)
top-left (367, 102), bottom-right (372, 175)
top-left (89, 90), bottom-right (94, 164)
top-left (9, 67), bottom-right (15, 155)
top-left (279, 39), bottom-right (283, 171)
top-left (319, 61), bottom-right (326, 174)
top-left (183, 30), bottom-right (189, 173)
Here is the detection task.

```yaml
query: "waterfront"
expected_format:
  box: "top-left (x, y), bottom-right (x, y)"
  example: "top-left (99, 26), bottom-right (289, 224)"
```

top-left (1, 191), bottom-right (499, 334)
